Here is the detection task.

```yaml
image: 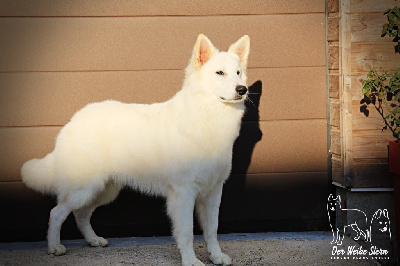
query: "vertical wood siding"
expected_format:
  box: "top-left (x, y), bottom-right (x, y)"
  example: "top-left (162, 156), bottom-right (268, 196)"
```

top-left (329, 0), bottom-right (397, 188)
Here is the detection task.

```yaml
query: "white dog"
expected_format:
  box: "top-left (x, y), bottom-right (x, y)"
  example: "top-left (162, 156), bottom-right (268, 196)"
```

top-left (21, 34), bottom-right (250, 266)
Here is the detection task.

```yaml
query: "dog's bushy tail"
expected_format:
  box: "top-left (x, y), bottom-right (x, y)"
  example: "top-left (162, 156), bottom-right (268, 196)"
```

top-left (21, 153), bottom-right (56, 194)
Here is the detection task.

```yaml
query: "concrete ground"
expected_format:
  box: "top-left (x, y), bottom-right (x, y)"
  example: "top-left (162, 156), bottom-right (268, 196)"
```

top-left (0, 232), bottom-right (382, 265)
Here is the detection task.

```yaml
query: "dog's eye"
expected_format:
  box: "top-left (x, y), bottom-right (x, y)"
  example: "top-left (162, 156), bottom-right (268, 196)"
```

top-left (237, 71), bottom-right (240, 75)
top-left (216, 71), bottom-right (224, 76)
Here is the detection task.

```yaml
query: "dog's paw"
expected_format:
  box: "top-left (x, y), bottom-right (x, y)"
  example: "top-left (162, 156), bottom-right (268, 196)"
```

top-left (48, 243), bottom-right (66, 256)
top-left (88, 236), bottom-right (108, 247)
top-left (182, 258), bottom-right (205, 266)
top-left (210, 252), bottom-right (232, 265)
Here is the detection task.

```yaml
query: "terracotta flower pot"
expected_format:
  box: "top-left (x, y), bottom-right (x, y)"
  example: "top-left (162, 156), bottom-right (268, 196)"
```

top-left (389, 141), bottom-right (400, 261)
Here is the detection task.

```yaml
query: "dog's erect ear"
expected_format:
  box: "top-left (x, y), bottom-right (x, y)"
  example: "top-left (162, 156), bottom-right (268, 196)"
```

top-left (373, 209), bottom-right (382, 219)
top-left (192, 34), bottom-right (217, 69)
top-left (336, 195), bottom-right (341, 203)
top-left (228, 35), bottom-right (250, 67)
top-left (382, 209), bottom-right (389, 218)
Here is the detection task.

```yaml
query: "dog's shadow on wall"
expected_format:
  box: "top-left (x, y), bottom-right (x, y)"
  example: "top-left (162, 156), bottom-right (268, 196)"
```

top-left (219, 80), bottom-right (263, 227)
top-left (232, 80), bottom-right (263, 173)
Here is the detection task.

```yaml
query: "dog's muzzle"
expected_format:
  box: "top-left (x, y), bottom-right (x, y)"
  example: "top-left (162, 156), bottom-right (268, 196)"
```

top-left (220, 85), bottom-right (248, 103)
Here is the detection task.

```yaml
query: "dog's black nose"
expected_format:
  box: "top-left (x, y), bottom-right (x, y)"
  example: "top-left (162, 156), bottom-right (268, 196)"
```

top-left (236, 85), bottom-right (248, 96)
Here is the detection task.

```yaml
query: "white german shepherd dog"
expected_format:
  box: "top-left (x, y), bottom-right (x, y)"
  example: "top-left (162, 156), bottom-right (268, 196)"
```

top-left (21, 34), bottom-right (250, 266)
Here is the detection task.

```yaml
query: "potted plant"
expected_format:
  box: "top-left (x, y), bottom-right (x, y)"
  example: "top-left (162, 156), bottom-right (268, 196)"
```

top-left (360, 4), bottom-right (400, 262)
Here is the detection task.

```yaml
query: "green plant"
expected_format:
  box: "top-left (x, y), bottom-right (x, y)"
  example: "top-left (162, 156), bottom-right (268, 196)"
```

top-left (382, 5), bottom-right (400, 53)
top-left (360, 4), bottom-right (400, 142)
top-left (361, 68), bottom-right (400, 141)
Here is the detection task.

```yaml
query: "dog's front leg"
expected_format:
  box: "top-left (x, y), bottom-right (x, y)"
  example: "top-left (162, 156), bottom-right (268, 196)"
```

top-left (167, 186), bottom-right (204, 266)
top-left (196, 182), bottom-right (232, 265)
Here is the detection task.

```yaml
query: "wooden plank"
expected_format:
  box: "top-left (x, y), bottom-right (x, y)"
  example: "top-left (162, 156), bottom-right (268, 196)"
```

top-left (339, 0), bottom-right (354, 184)
top-left (352, 72), bottom-right (400, 101)
top-left (351, 73), bottom-right (397, 131)
top-left (0, 0), bottom-right (325, 17)
top-left (354, 157), bottom-right (389, 164)
top-left (330, 128), bottom-right (341, 155)
top-left (353, 130), bottom-right (393, 159)
top-left (351, 73), bottom-right (385, 132)
top-left (0, 71), bottom-right (182, 127)
top-left (1, 120), bottom-right (327, 182)
top-left (353, 159), bottom-right (392, 187)
top-left (214, 67), bottom-right (327, 122)
top-left (328, 14), bottom-right (340, 42)
top-left (247, 67), bottom-right (327, 121)
top-left (352, 100), bottom-right (392, 131)
top-left (351, 73), bottom-right (366, 101)
top-left (0, 15), bottom-right (326, 72)
top-left (0, 67), bottom-right (326, 127)
top-left (239, 120), bottom-right (327, 174)
top-left (353, 105), bottom-right (389, 131)
top-left (328, 42), bottom-right (339, 70)
top-left (0, 127), bottom-right (60, 182)
top-left (330, 99), bottom-right (340, 128)
top-left (351, 0), bottom-right (398, 13)
top-left (330, 69), bottom-right (339, 75)
top-left (351, 43), bottom-right (400, 72)
top-left (331, 153), bottom-right (343, 184)
top-left (329, 71), bottom-right (339, 99)
top-left (328, 0), bottom-right (340, 13)
top-left (351, 13), bottom-right (393, 43)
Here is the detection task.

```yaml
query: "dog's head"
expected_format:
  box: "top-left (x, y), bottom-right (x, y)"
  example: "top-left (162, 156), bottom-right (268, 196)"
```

top-left (372, 209), bottom-right (391, 233)
top-left (185, 34), bottom-right (250, 104)
top-left (327, 194), bottom-right (341, 212)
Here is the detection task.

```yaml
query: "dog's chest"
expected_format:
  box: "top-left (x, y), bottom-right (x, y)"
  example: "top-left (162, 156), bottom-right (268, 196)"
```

top-left (193, 154), bottom-right (232, 185)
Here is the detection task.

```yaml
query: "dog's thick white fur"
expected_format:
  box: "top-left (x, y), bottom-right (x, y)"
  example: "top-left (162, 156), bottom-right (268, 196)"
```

top-left (21, 34), bottom-right (250, 266)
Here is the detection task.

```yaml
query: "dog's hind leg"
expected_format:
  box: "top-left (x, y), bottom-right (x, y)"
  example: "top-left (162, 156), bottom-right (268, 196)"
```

top-left (48, 183), bottom-right (115, 255)
top-left (74, 205), bottom-right (108, 247)
top-left (73, 182), bottom-right (120, 247)
top-left (48, 203), bottom-right (71, 255)
top-left (196, 182), bottom-right (231, 265)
